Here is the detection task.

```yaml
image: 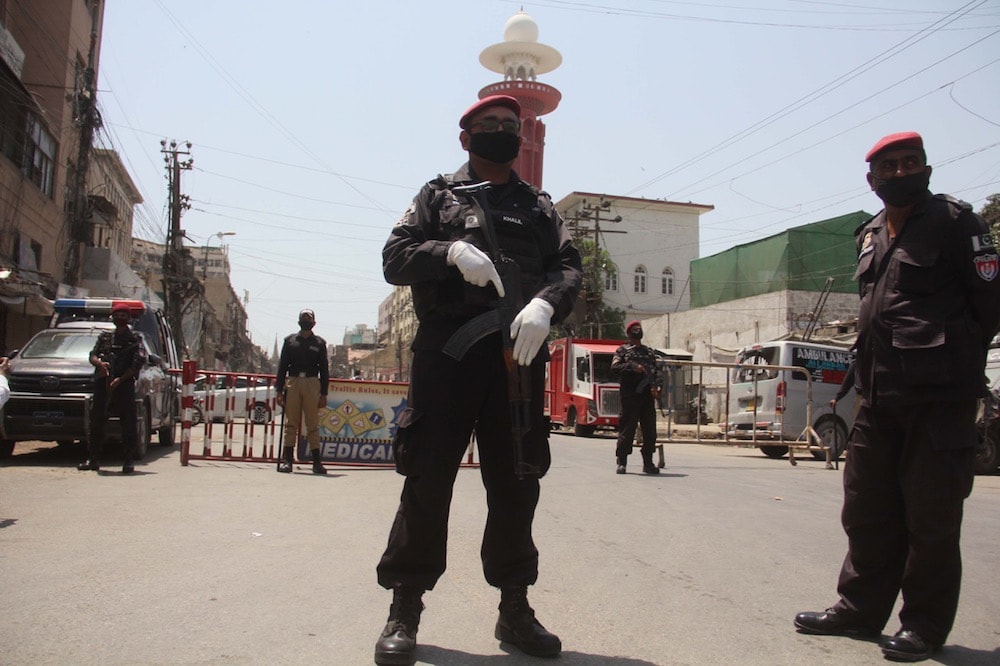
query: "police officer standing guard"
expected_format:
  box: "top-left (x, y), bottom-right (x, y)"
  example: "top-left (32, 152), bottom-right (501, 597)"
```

top-left (275, 309), bottom-right (329, 475)
top-left (612, 320), bottom-right (663, 475)
top-left (373, 94), bottom-right (582, 665)
top-left (77, 303), bottom-right (146, 474)
top-left (795, 132), bottom-right (1000, 661)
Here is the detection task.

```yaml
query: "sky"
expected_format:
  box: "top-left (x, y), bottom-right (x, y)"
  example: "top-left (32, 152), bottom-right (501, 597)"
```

top-left (94, 1), bottom-right (1000, 352)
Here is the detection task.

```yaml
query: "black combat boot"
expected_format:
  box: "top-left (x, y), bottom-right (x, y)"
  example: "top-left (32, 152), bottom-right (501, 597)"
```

top-left (374, 585), bottom-right (424, 665)
top-left (77, 459), bottom-right (100, 471)
top-left (495, 586), bottom-right (561, 658)
top-left (642, 457), bottom-right (660, 475)
top-left (277, 446), bottom-right (293, 473)
top-left (310, 448), bottom-right (327, 475)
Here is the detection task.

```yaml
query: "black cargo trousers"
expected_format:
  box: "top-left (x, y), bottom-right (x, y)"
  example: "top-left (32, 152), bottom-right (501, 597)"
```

top-left (833, 399), bottom-right (977, 645)
top-left (615, 390), bottom-right (657, 463)
top-left (376, 336), bottom-right (549, 591)
top-left (89, 377), bottom-right (139, 463)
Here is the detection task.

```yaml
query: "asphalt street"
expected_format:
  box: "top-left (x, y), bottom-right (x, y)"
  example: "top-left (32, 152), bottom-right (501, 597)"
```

top-left (1, 432), bottom-right (998, 665)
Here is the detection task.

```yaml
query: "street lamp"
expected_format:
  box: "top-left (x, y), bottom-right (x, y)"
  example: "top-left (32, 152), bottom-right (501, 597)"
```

top-left (203, 231), bottom-right (236, 279)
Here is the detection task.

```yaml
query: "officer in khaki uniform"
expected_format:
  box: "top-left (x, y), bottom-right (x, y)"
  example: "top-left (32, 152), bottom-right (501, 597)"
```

top-left (275, 309), bottom-right (329, 475)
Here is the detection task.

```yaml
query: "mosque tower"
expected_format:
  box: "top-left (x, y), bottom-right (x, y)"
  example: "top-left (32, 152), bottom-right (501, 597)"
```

top-left (477, 11), bottom-right (562, 189)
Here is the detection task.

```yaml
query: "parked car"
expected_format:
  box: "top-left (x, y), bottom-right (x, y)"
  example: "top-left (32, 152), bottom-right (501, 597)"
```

top-left (192, 374), bottom-right (277, 425)
top-left (0, 299), bottom-right (180, 459)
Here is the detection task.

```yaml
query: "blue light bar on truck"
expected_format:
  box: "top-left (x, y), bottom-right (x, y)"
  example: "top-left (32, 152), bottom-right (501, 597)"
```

top-left (53, 298), bottom-right (146, 316)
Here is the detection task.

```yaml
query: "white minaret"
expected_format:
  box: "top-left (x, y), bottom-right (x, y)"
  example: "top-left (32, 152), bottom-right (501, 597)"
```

top-left (477, 11), bottom-right (562, 188)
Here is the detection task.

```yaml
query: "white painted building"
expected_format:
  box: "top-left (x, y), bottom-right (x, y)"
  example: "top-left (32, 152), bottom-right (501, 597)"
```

top-left (554, 192), bottom-right (714, 321)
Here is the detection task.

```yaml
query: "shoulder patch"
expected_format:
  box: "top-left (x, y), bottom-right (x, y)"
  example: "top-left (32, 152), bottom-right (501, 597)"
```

top-left (396, 202), bottom-right (416, 227)
top-left (859, 230), bottom-right (875, 258)
top-left (974, 254), bottom-right (999, 282)
top-left (972, 233), bottom-right (996, 252)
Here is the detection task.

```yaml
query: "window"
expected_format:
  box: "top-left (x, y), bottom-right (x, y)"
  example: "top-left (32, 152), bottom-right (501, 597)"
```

top-left (634, 265), bottom-right (647, 294)
top-left (604, 263), bottom-right (618, 292)
top-left (662, 268), bottom-right (674, 295)
top-left (24, 114), bottom-right (55, 196)
top-left (732, 348), bottom-right (778, 383)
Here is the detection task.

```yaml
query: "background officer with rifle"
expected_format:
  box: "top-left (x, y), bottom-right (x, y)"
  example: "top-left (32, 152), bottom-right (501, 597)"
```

top-left (374, 94), bottom-right (582, 665)
top-left (612, 320), bottom-right (663, 475)
top-left (77, 303), bottom-right (146, 474)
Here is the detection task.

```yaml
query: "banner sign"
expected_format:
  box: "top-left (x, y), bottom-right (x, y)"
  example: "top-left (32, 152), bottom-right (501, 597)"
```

top-left (296, 379), bottom-right (407, 465)
top-left (791, 345), bottom-right (853, 385)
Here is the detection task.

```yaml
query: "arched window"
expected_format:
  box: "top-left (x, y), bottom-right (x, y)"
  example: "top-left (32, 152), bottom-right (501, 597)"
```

top-left (634, 265), bottom-right (647, 294)
top-left (604, 263), bottom-right (618, 292)
top-left (662, 268), bottom-right (674, 295)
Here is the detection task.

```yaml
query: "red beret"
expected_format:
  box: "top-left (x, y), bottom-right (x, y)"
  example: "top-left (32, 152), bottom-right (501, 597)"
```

top-left (626, 320), bottom-right (642, 332)
top-left (459, 95), bottom-right (521, 129)
top-left (865, 131), bottom-right (923, 162)
top-left (111, 303), bottom-right (132, 314)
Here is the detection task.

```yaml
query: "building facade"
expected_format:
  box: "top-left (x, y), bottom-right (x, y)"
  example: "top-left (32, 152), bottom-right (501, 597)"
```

top-left (0, 0), bottom-right (106, 351)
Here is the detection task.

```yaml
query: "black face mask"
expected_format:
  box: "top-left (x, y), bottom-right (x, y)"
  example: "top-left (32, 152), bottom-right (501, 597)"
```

top-left (873, 170), bottom-right (930, 207)
top-left (469, 132), bottom-right (520, 164)
top-left (629, 329), bottom-right (643, 341)
top-left (299, 321), bottom-right (315, 331)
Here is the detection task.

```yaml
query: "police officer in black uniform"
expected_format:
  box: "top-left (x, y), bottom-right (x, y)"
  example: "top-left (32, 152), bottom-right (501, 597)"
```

top-left (612, 320), bottom-right (663, 475)
top-left (78, 303), bottom-right (147, 474)
top-left (373, 95), bottom-right (582, 665)
top-left (795, 132), bottom-right (1000, 662)
top-left (275, 309), bottom-right (329, 475)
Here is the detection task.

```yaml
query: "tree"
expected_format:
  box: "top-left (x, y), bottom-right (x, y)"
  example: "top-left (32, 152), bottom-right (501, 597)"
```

top-left (551, 238), bottom-right (626, 340)
top-left (979, 193), bottom-right (1000, 241)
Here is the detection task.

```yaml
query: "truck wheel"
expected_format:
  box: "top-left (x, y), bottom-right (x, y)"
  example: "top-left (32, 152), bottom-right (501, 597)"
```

top-left (0, 440), bottom-right (14, 458)
top-left (133, 402), bottom-right (151, 460)
top-left (574, 423), bottom-right (596, 438)
top-left (249, 401), bottom-right (271, 425)
top-left (158, 422), bottom-right (175, 447)
top-left (811, 415), bottom-right (848, 461)
top-left (975, 427), bottom-right (998, 475)
top-left (760, 445), bottom-right (788, 459)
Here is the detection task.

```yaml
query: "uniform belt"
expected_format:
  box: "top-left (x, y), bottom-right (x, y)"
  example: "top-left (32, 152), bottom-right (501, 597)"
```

top-left (293, 372), bottom-right (318, 378)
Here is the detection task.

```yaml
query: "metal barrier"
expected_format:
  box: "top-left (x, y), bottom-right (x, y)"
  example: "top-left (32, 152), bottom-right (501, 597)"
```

top-left (175, 363), bottom-right (477, 469)
top-left (655, 359), bottom-right (842, 469)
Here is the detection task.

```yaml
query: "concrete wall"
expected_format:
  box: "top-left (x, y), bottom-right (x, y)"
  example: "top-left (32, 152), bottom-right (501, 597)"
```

top-left (638, 290), bottom-right (859, 421)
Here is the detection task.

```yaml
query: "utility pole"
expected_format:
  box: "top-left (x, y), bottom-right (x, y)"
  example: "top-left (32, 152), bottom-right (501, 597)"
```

top-left (563, 197), bottom-right (625, 337)
top-left (161, 140), bottom-right (194, 357)
top-left (64, 2), bottom-right (102, 285)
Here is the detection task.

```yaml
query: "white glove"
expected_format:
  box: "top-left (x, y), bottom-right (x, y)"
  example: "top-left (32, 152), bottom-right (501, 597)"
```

top-left (446, 241), bottom-right (505, 297)
top-left (510, 298), bottom-right (555, 366)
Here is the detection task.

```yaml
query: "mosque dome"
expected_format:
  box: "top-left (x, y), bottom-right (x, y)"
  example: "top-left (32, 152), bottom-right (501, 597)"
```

top-left (504, 12), bottom-right (539, 43)
top-left (480, 10), bottom-right (562, 80)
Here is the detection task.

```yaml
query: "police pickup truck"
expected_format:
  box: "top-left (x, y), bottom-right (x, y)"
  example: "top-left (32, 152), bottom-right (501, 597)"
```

top-left (0, 299), bottom-right (181, 459)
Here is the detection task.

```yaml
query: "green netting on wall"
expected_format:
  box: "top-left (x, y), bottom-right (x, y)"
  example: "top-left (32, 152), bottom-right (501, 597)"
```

top-left (691, 211), bottom-right (871, 307)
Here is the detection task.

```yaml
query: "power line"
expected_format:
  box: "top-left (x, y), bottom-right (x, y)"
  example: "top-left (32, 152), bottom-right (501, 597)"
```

top-left (624, 0), bottom-right (988, 196)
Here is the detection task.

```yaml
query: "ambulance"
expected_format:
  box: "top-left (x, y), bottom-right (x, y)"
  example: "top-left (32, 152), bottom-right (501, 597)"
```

top-left (725, 340), bottom-right (855, 460)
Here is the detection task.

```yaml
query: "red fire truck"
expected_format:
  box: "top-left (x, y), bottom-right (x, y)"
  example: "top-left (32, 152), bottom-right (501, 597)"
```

top-left (544, 337), bottom-right (625, 437)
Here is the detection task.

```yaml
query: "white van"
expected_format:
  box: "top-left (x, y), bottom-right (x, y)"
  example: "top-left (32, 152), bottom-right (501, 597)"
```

top-left (726, 340), bottom-right (855, 460)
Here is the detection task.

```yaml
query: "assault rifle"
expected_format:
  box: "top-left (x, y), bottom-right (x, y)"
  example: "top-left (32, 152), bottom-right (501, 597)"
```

top-left (441, 182), bottom-right (540, 479)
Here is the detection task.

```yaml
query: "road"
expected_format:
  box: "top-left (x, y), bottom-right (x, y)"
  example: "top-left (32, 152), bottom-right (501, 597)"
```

top-left (1, 433), bottom-right (998, 665)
